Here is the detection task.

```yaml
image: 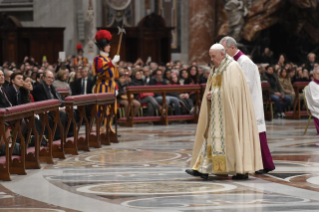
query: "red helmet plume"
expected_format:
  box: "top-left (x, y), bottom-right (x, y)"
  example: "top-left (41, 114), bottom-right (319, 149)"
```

top-left (76, 43), bottom-right (82, 50)
top-left (95, 30), bottom-right (112, 42)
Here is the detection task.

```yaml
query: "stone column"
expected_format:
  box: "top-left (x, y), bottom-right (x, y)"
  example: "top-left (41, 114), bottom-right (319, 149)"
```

top-left (189, 0), bottom-right (216, 65)
top-left (83, 0), bottom-right (97, 64)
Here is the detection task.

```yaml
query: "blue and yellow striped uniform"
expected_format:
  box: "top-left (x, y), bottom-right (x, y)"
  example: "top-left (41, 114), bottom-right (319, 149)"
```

top-left (73, 56), bottom-right (88, 66)
top-left (93, 54), bottom-right (119, 132)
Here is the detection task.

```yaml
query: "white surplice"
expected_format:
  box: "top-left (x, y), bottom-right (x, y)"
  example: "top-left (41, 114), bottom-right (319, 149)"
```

top-left (305, 81), bottom-right (319, 119)
top-left (235, 51), bottom-right (266, 133)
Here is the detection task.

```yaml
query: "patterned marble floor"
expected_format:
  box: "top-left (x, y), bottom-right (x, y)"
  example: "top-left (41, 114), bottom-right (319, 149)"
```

top-left (1, 119), bottom-right (319, 212)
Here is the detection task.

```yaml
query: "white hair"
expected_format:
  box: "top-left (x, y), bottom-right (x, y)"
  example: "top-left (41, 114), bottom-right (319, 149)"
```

top-left (211, 48), bottom-right (226, 55)
top-left (218, 48), bottom-right (226, 55)
top-left (200, 65), bottom-right (211, 72)
top-left (4, 70), bottom-right (13, 77)
top-left (219, 36), bottom-right (238, 49)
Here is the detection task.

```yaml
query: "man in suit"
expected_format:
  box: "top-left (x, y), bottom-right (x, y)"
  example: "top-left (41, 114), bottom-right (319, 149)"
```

top-left (73, 67), bottom-right (95, 121)
top-left (32, 70), bottom-right (72, 140)
top-left (6, 72), bottom-right (23, 106)
top-left (73, 67), bottom-right (95, 95)
top-left (142, 66), bottom-right (152, 84)
top-left (3, 70), bottom-right (12, 90)
top-left (305, 53), bottom-right (316, 74)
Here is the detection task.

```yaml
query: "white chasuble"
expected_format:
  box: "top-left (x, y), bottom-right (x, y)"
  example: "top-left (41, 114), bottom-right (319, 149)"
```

top-left (191, 55), bottom-right (263, 175)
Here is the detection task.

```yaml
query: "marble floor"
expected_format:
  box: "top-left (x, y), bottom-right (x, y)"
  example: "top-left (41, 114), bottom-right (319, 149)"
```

top-left (1, 119), bottom-right (319, 212)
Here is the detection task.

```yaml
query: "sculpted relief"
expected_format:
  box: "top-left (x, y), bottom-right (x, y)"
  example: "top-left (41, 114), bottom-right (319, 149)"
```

top-left (224, 0), bottom-right (249, 41)
top-left (219, 0), bottom-right (319, 43)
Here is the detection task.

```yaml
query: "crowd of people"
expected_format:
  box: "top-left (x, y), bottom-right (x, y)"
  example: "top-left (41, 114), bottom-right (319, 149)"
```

top-left (1, 48), bottom-right (317, 121)
top-left (0, 50), bottom-right (212, 156)
top-left (0, 45), bottom-right (317, 155)
top-left (258, 50), bottom-right (316, 118)
top-left (1, 53), bottom-right (213, 119)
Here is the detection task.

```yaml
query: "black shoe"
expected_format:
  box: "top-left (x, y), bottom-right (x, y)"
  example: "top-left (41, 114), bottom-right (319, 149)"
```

top-left (232, 173), bottom-right (248, 180)
top-left (200, 173), bottom-right (209, 180)
top-left (185, 169), bottom-right (209, 179)
top-left (255, 167), bottom-right (275, 174)
top-left (185, 169), bottom-right (201, 176)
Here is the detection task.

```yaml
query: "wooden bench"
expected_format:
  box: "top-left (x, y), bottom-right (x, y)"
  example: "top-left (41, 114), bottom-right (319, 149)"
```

top-left (64, 94), bottom-right (99, 153)
top-left (285, 81), bottom-right (310, 119)
top-left (261, 82), bottom-right (272, 121)
top-left (32, 99), bottom-right (66, 162)
top-left (0, 93), bottom-right (116, 181)
top-left (118, 85), bottom-right (201, 127)
top-left (56, 88), bottom-right (70, 99)
top-left (25, 100), bottom-right (61, 168)
top-left (0, 104), bottom-right (39, 181)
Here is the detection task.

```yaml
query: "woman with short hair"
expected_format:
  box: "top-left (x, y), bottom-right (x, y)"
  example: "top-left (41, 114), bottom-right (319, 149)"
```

top-left (52, 69), bottom-right (72, 95)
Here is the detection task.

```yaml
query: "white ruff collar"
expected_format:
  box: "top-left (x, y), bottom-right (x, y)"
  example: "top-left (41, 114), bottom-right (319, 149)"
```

top-left (100, 51), bottom-right (109, 57)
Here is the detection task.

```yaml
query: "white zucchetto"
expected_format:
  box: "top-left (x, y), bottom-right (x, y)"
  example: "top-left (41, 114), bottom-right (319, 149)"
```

top-left (210, 43), bottom-right (224, 50)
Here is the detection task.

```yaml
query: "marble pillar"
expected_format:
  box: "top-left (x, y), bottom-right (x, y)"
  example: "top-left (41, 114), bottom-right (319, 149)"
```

top-left (189, 0), bottom-right (216, 65)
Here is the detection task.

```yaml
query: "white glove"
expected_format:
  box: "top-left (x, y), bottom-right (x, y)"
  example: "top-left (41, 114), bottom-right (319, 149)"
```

top-left (112, 55), bottom-right (120, 64)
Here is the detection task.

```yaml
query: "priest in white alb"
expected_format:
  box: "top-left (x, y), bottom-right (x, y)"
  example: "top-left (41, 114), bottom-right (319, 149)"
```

top-left (220, 36), bottom-right (275, 174)
top-left (305, 67), bottom-right (319, 134)
top-left (186, 44), bottom-right (263, 180)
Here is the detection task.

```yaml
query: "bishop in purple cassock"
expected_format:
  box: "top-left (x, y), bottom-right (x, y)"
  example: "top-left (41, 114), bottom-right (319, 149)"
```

top-left (220, 36), bottom-right (275, 174)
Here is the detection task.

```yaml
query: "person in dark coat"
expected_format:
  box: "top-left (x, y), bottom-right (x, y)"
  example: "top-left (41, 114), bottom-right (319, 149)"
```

top-left (72, 67), bottom-right (96, 95)
top-left (32, 70), bottom-right (73, 140)
top-left (261, 65), bottom-right (291, 118)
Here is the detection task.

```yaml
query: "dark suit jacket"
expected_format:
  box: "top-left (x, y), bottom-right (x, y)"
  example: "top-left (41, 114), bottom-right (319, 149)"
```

top-left (6, 84), bottom-right (22, 106)
top-left (305, 61), bottom-right (316, 73)
top-left (2, 81), bottom-right (9, 90)
top-left (0, 86), bottom-right (12, 108)
top-left (144, 76), bottom-right (152, 85)
top-left (72, 77), bottom-right (96, 95)
top-left (31, 80), bottom-right (64, 107)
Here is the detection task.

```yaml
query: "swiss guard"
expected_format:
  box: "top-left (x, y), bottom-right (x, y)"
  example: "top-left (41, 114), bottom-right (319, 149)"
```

top-left (73, 43), bottom-right (88, 66)
top-left (93, 30), bottom-right (120, 142)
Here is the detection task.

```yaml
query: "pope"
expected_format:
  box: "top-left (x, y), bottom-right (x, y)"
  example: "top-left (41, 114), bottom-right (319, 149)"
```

top-left (186, 44), bottom-right (263, 180)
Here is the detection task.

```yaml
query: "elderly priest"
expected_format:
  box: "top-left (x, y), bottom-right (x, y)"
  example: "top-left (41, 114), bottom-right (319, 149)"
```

top-left (305, 67), bottom-right (319, 134)
top-left (186, 44), bottom-right (263, 180)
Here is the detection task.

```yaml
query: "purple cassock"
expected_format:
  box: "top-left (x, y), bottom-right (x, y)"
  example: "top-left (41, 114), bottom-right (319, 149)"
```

top-left (312, 79), bottom-right (319, 135)
top-left (234, 50), bottom-right (275, 171)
